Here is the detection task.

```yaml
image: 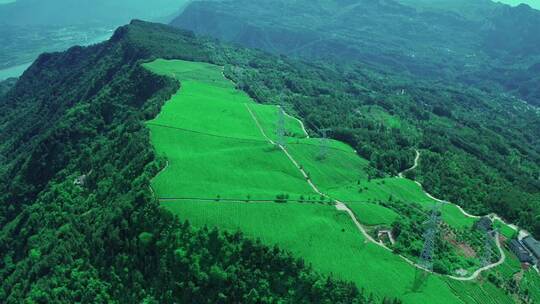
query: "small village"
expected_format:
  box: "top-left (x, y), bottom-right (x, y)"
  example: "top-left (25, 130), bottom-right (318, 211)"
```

top-left (510, 232), bottom-right (540, 273)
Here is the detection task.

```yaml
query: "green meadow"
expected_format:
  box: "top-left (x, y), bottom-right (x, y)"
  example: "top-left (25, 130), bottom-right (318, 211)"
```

top-left (144, 59), bottom-right (317, 200)
top-left (144, 58), bottom-right (519, 303)
top-left (494, 219), bottom-right (518, 239)
top-left (165, 200), bottom-right (465, 303)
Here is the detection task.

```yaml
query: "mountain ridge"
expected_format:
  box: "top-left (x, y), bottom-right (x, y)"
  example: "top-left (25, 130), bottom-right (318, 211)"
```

top-left (0, 20), bottom-right (378, 303)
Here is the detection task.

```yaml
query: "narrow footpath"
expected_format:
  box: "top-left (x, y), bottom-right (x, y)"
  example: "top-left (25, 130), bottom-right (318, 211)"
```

top-left (246, 102), bottom-right (507, 281)
top-left (397, 149), bottom-right (508, 280)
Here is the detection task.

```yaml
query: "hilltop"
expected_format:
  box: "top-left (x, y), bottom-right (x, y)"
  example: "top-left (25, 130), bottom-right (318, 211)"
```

top-left (0, 20), bottom-right (376, 303)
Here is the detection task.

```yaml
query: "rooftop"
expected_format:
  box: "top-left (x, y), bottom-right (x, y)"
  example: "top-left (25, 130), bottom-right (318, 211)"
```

top-left (474, 217), bottom-right (493, 231)
top-left (510, 239), bottom-right (533, 263)
top-left (522, 236), bottom-right (540, 258)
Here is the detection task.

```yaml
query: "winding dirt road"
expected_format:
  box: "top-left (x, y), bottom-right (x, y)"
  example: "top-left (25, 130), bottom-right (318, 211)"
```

top-left (397, 150), bottom-right (508, 280)
top-left (448, 232), bottom-right (505, 281)
top-left (398, 149), bottom-right (420, 178)
top-left (156, 69), bottom-right (508, 281)
top-left (246, 104), bottom-right (507, 281)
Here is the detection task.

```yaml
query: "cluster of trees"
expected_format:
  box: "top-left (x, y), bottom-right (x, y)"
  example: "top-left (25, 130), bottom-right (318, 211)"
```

top-left (487, 270), bottom-right (539, 303)
top-left (0, 21), bottom-right (398, 303)
top-left (371, 199), bottom-right (492, 275)
top-left (0, 78), bottom-right (16, 97)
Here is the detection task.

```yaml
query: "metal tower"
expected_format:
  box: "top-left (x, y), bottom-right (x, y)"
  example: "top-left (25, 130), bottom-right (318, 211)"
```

top-left (481, 228), bottom-right (497, 267)
top-left (276, 104), bottom-right (286, 147)
top-left (419, 202), bottom-right (442, 271)
top-left (317, 128), bottom-right (330, 160)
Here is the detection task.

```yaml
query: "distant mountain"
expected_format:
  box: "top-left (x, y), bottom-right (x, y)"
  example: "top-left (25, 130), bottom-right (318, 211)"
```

top-left (496, 0), bottom-right (540, 9)
top-left (171, 0), bottom-right (540, 106)
top-left (0, 0), bottom-right (190, 26)
top-left (0, 0), bottom-right (192, 74)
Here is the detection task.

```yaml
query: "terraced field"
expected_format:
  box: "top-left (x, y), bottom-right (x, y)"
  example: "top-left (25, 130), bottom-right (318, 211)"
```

top-left (143, 59), bottom-right (523, 303)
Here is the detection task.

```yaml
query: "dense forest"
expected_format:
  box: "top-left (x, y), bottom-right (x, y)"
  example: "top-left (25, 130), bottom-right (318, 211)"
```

top-left (0, 21), bottom-right (398, 303)
top-left (172, 0), bottom-right (540, 238)
top-left (0, 78), bottom-right (16, 96)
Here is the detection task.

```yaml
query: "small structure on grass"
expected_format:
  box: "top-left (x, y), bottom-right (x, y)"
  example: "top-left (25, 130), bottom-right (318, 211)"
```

top-left (377, 229), bottom-right (395, 245)
top-left (473, 217), bottom-right (493, 232)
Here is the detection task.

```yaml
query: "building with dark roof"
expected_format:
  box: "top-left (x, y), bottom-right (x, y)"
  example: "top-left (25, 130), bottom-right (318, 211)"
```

top-left (509, 239), bottom-right (533, 263)
top-left (473, 217), bottom-right (493, 232)
top-left (522, 236), bottom-right (540, 260)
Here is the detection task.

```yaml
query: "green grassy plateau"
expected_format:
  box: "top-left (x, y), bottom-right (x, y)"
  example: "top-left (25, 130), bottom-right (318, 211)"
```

top-left (144, 59), bottom-right (528, 303)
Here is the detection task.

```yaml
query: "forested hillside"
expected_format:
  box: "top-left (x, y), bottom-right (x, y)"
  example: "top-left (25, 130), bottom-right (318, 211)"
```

top-left (173, 0), bottom-right (540, 238)
top-left (173, 0), bottom-right (540, 106)
top-left (0, 78), bottom-right (15, 96)
top-left (0, 21), bottom-right (383, 303)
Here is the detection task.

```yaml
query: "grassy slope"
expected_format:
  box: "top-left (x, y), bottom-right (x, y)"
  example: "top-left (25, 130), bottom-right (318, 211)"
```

top-left (143, 58), bottom-right (521, 303)
top-left (145, 59), bottom-right (316, 200)
top-left (494, 219), bottom-right (518, 239)
top-left (166, 200), bottom-right (461, 304)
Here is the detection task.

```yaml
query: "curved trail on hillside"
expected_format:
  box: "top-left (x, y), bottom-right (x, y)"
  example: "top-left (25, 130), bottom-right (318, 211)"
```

top-left (245, 102), bottom-right (507, 281)
top-left (399, 150), bottom-right (521, 226)
top-left (245, 103), bottom-right (376, 245)
top-left (154, 69), bottom-right (507, 281)
top-left (449, 233), bottom-right (505, 281)
top-left (398, 150), bottom-right (420, 178)
top-left (396, 150), bottom-right (509, 280)
top-left (399, 150), bottom-right (481, 219)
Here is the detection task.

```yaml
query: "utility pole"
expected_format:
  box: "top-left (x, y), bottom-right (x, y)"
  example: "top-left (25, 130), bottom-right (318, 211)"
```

top-left (276, 100), bottom-right (286, 147)
top-left (317, 128), bottom-right (330, 160)
top-left (419, 202), bottom-right (442, 271)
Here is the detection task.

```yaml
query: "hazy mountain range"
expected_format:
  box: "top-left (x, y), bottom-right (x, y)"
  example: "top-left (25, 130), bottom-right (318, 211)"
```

top-left (172, 0), bottom-right (540, 106)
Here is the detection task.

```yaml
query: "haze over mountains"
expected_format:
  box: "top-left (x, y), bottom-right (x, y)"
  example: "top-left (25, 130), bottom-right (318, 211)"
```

top-left (0, 0), bottom-right (188, 25)
top-left (0, 0), bottom-right (190, 77)
top-left (498, 0), bottom-right (540, 9)
top-left (172, 0), bottom-right (540, 106)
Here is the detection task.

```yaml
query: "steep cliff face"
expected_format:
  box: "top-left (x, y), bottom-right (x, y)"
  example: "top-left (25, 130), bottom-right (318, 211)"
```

top-left (482, 4), bottom-right (540, 56)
